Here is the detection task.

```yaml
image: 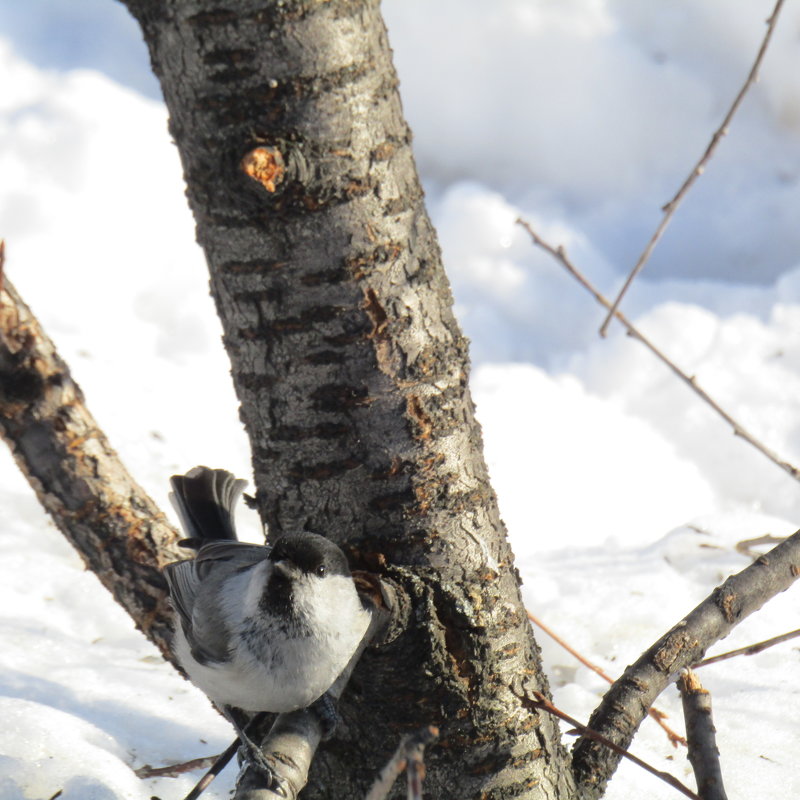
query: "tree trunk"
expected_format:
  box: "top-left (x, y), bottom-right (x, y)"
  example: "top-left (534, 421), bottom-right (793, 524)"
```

top-left (121, 0), bottom-right (574, 797)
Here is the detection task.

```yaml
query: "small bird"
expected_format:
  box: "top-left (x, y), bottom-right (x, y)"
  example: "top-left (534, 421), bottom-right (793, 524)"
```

top-left (164, 466), bottom-right (371, 787)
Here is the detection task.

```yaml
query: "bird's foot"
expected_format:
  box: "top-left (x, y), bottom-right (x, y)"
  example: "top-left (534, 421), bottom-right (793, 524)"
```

top-left (237, 743), bottom-right (289, 797)
top-left (310, 692), bottom-right (340, 740)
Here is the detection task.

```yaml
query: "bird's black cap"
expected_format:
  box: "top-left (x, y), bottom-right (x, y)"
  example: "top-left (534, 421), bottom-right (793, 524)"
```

top-left (268, 533), bottom-right (351, 578)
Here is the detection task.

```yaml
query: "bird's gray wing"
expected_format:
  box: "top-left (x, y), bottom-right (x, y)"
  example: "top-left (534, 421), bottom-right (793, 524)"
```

top-left (163, 559), bottom-right (199, 634)
top-left (192, 541), bottom-right (269, 575)
top-left (164, 542), bottom-right (270, 665)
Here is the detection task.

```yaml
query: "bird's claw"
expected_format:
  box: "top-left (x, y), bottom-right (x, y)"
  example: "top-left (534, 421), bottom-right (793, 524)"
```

top-left (238, 744), bottom-right (289, 797)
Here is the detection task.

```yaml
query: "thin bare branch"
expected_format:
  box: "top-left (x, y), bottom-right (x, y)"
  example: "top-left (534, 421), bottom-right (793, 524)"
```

top-left (527, 610), bottom-right (686, 747)
top-left (517, 218), bottom-right (800, 484)
top-left (678, 670), bottom-right (728, 800)
top-left (365, 726), bottom-right (439, 800)
top-left (570, 527), bottom-right (800, 799)
top-left (135, 754), bottom-right (221, 779)
top-left (599, 0), bottom-right (787, 335)
top-left (530, 692), bottom-right (700, 800)
top-left (694, 627), bottom-right (800, 668)
top-left (735, 533), bottom-right (785, 559)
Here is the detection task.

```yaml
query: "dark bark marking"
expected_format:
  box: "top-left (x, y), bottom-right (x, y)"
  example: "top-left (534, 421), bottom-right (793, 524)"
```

top-left (288, 457), bottom-right (362, 481)
top-left (311, 383), bottom-right (373, 412)
top-left (368, 490), bottom-right (415, 512)
top-left (235, 372), bottom-right (275, 391)
top-left (271, 422), bottom-right (350, 441)
top-left (203, 48), bottom-right (255, 66)
top-left (238, 305), bottom-right (347, 339)
top-left (231, 287), bottom-right (283, 304)
top-left (187, 9), bottom-right (238, 26)
top-left (303, 350), bottom-right (345, 365)
top-left (369, 456), bottom-right (411, 481)
top-left (221, 259), bottom-right (290, 274)
top-left (301, 267), bottom-right (349, 286)
top-left (193, 60), bottom-right (376, 123)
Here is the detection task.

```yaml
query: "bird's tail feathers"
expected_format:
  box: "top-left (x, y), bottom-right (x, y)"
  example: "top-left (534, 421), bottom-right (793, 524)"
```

top-left (169, 466), bottom-right (247, 548)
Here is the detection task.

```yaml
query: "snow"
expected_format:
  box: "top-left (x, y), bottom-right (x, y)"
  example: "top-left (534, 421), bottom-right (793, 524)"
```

top-left (1, 2), bottom-right (799, 798)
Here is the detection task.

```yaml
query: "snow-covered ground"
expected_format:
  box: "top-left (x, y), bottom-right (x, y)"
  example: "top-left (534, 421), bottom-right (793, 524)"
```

top-left (2, 1), bottom-right (799, 798)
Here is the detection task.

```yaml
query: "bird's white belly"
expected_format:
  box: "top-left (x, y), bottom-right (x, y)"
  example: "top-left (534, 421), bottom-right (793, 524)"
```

top-left (174, 626), bottom-right (345, 713)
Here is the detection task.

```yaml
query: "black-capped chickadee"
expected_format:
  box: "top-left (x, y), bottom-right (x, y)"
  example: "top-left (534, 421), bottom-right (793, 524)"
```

top-left (164, 466), bottom-right (371, 787)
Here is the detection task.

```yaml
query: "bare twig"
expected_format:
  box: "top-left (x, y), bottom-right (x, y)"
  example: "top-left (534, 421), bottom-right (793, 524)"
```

top-left (678, 670), bottom-right (728, 800)
top-left (180, 739), bottom-right (241, 800)
top-left (135, 754), bottom-right (221, 779)
top-left (517, 218), bottom-right (800, 484)
top-left (530, 692), bottom-right (700, 800)
top-left (570, 527), bottom-right (800, 799)
top-left (527, 610), bottom-right (687, 747)
top-left (599, 0), bottom-right (787, 335)
top-left (177, 712), bottom-right (276, 800)
top-left (735, 533), bottom-right (785, 559)
top-left (694, 627), bottom-right (800, 668)
top-left (365, 726), bottom-right (439, 800)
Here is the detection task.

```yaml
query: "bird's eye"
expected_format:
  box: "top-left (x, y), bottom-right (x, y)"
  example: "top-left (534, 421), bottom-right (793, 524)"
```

top-left (315, 564), bottom-right (326, 577)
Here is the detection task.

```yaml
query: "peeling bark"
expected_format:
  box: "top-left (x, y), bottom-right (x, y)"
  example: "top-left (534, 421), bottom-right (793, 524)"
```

top-left (120, 0), bottom-right (574, 797)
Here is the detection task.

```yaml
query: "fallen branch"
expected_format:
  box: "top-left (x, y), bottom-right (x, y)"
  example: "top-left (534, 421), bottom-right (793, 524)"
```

top-left (599, 0), bottom-right (788, 334)
top-left (0, 259), bottom-right (182, 659)
top-left (517, 218), bottom-right (800, 484)
top-left (530, 692), bottom-right (699, 800)
top-left (694, 627), bottom-right (800, 668)
top-left (570, 527), bottom-right (800, 798)
top-left (678, 670), bottom-right (727, 800)
top-left (365, 726), bottom-right (439, 800)
top-left (527, 610), bottom-right (686, 747)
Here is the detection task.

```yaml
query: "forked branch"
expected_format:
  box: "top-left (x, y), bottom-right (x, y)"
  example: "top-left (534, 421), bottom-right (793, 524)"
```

top-left (530, 693), bottom-right (699, 800)
top-left (570, 527), bottom-right (800, 798)
top-left (527, 610), bottom-right (686, 747)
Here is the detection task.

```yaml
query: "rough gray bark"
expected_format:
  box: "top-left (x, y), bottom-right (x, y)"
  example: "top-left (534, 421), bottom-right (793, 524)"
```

top-left (0, 275), bottom-right (182, 658)
top-left (119, 0), bottom-right (574, 797)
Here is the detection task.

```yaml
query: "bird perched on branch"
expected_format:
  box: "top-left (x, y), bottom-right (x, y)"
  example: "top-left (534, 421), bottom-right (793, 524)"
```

top-left (164, 466), bottom-right (371, 790)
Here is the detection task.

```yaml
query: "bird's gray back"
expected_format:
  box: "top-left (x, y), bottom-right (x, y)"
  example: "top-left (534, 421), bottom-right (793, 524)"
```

top-left (165, 542), bottom-right (269, 665)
